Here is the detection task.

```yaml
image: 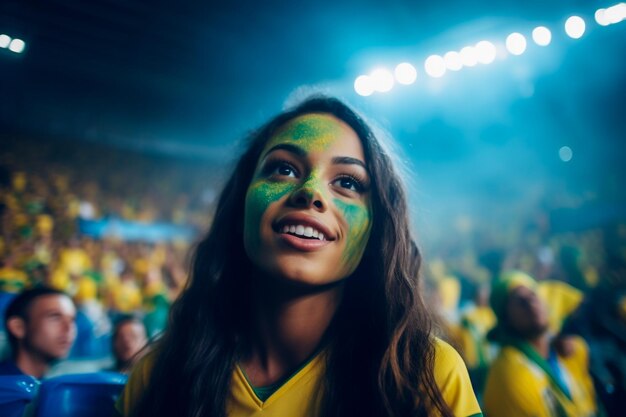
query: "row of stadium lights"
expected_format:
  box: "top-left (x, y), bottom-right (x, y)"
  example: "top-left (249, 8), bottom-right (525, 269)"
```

top-left (354, 4), bottom-right (626, 96)
top-left (0, 33), bottom-right (26, 54)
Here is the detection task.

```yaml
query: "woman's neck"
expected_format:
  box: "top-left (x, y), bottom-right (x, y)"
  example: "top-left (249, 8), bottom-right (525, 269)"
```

top-left (240, 277), bottom-right (344, 387)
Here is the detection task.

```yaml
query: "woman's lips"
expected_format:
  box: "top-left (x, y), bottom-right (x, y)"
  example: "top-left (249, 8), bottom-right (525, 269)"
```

top-left (278, 231), bottom-right (332, 251)
top-left (273, 213), bottom-right (335, 241)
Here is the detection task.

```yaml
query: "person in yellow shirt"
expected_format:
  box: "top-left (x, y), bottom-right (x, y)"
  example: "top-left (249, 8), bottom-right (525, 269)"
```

top-left (109, 269), bottom-right (143, 314)
top-left (116, 97), bottom-right (481, 417)
top-left (58, 237), bottom-right (92, 276)
top-left (0, 255), bottom-right (30, 293)
top-left (483, 271), bottom-right (599, 417)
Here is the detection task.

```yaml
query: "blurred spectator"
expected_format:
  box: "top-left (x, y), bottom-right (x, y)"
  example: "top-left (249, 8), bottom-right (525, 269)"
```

top-left (109, 268), bottom-right (143, 315)
top-left (0, 287), bottom-right (76, 378)
top-left (0, 254), bottom-right (29, 293)
top-left (483, 271), bottom-right (599, 417)
top-left (457, 282), bottom-right (496, 397)
top-left (563, 253), bottom-right (626, 417)
top-left (109, 315), bottom-right (148, 374)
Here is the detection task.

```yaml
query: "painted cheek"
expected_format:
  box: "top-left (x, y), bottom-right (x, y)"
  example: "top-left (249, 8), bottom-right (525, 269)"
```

top-left (244, 179), bottom-right (295, 250)
top-left (333, 198), bottom-right (372, 273)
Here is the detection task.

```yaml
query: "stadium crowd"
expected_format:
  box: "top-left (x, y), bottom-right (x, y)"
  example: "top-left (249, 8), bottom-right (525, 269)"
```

top-left (0, 134), bottom-right (624, 416)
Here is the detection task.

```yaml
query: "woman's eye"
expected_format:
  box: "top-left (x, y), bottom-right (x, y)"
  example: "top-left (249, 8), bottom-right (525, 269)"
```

top-left (334, 176), bottom-right (362, 192)
top-left (272, 162), bottom-right (297, 178)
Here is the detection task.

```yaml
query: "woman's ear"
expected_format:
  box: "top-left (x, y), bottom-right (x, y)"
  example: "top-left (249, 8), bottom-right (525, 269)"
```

top-left (6, 316), bottom-right (27, 340)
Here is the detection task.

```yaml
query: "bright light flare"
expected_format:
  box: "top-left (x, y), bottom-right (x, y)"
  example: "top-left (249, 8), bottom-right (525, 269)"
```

top-left (565, 16), bottom-right (586, 39)
top-left (596, 9), bottom-right (610, 26)
top-left (0, 34), bottom-right (10, 48)
top-left (475, 41), bottom-right (497, 64)
top-left (354, 75), bottom-right (374, 96)
top-left (8, 38), bottom-right (25, 53)
top-left (424, 55), bottom-right (446, 78)
top-left (444, 51), bottom-right (463, 71)
top-left (532, 26), bottom-right (552, 46)
top-left (370, 68), bottom-right (395, 92)
top-left (506, 33), bottom-right (527, 55)
top-left (459, 46), bottom-right (478, 67)
top-left (559, 146), bottom-right (573, 162)
top-left (394, 62), bottom-right (417, 85)
top-left (604, 3), bottom-right (626, 24)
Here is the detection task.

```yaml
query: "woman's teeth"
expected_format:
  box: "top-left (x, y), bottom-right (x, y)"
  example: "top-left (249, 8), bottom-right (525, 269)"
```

top-left (281, 224), bottom-right (325, 241)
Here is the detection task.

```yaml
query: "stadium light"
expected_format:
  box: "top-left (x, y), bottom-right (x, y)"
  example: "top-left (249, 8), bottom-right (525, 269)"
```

top-left (444, 51), bottom-right (463, 71)
top-left (559, 146), bottom-right (573, 162)
top-left (354, 4), bottom-right (624, 99)
top-left (424, 55), bottom-right (446, 78)
top-left (595, 9), bottom-right (610, 26)
top-left (459, 46), bottom-right (478, 67)
top-left (565, 16), bottom-right (585, 39)
top-left (604, 3), bottom-right (626, 24)
top-left (506, 33), bottom-right (527, 55)
top-left (8, 38), bottom-right (25, 54)
top-left (354, 75), bottom-right (374, 96)
top-left (532, 26), bottom-right (552, 46)
top-left (394, 62), bottom-right (417, 85)
top-left (475, 41), bottom-right (497, 64)
top-left (370, 68), bottom-right (395, 92)
top-left (0, 34), bottom-right (10, 48)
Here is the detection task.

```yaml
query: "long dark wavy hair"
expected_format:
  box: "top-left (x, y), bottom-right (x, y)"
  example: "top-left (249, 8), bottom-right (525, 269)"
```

top-left (132, 96), bottom-right (454, 417)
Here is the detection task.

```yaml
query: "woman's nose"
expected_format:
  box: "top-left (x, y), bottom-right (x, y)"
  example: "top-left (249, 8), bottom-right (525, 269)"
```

top-left (288, 181), bottom-right (326, 211)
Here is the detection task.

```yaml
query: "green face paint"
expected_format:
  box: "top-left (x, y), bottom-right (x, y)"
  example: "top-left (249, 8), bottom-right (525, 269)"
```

top-left (333, 198), bottom-right (372, 273)
top-left (265, 114), bottom-right (344, 154)
top-left (244, 178), bottom-right (296, 251)
top-left (243, 113), bottom-right (373, 281)
top-left (244, 115), bottom-right (346, 252)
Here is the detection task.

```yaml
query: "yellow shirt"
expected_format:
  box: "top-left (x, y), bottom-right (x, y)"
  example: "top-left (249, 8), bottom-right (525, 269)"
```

top-left (58, 248), bottom-right (92, 276)
top-left (109, 280), bottom-right (143, 313)
top-left (483, 336), bottom-right (597, 417)
top-left (116, 338), bottom-right (481, 417)
top-left (75, 275), bottom-right (99, 303)
top-left (0, 267), bottom-right (29, 293)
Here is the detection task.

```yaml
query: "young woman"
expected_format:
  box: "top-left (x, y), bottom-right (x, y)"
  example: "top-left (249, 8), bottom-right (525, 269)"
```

top-left (116, 96), bottom-right (481, 417)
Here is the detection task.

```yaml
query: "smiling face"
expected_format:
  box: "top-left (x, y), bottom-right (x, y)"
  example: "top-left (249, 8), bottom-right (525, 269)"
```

top-left (243, 113), bottom-right (373, 286)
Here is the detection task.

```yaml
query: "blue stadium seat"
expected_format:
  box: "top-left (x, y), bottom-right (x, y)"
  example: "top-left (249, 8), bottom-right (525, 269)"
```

top-left (0, 375), bottom-right (39, 417)
top-left (34, 372), bottom-right (127, 417)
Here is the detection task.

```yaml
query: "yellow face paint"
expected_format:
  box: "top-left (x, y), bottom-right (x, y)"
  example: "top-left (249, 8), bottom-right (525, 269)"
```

top-left (243, 113), bottom-right (372, 282)
top-left (265, 114), bottom-right (344, 154)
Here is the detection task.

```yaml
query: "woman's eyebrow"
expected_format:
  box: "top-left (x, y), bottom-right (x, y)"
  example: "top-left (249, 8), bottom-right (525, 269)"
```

top-left (262, 143), bottom-right (306, 159)
top-left (332, 156), bottom-right (366, 170)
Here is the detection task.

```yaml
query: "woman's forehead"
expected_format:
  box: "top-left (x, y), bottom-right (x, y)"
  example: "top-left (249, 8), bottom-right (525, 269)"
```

top-left (264, 113), bottom-right (363, 156)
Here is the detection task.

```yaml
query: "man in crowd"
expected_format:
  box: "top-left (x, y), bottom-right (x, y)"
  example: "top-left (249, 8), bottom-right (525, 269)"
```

top-left (110, 315), bottom-right (148, 374)
top-left (483, 271), bottom-right (599, 417)
top-left (0, 287), bottom-right (76, 378)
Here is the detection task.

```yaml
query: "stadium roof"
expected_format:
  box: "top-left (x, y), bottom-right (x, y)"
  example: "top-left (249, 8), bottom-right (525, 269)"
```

top-left (0, 0), bottom-right (624, 171)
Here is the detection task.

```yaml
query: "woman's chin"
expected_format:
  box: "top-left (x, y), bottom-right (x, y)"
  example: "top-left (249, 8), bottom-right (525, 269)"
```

top-left (258, 268), bottom-right (346, 292)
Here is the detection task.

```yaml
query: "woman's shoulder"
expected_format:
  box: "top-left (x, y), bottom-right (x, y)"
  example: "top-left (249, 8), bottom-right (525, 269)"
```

top-left (432, 337), bottom-right (466, 375)
top-left (431, 337), bottom-right (483, 417)
top-left (115, 349), bottom-right (158, 417)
